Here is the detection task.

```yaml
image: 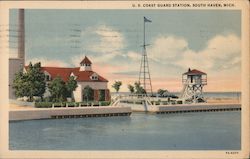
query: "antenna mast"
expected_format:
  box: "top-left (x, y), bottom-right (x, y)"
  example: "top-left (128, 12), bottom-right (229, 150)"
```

top-left (139, 17), bottom-right (153, 95)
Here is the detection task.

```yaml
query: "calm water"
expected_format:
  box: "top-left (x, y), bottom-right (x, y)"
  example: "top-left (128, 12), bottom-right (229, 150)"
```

top-left (9, 111), bottom-right (241, 150)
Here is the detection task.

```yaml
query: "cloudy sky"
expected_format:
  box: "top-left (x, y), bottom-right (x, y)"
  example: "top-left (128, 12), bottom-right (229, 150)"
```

top-left (10, 9), bottom-right (241, 92)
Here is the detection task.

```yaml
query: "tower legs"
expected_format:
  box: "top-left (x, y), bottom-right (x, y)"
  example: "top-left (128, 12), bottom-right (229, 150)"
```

top-left (181, 84), bottom-right (205, 103)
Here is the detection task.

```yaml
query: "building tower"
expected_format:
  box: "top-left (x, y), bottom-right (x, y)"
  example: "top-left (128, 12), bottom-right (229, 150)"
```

top-left (18, 9), bottom-right (25, 62)
top-left (9, 9), bottom-right (25, 99)
top-left (180, 68), bottom-right (207, 103)
top-left (80, 56), bottom-right (92, 71)
top-left (139, 17), bottom-right (153, 95)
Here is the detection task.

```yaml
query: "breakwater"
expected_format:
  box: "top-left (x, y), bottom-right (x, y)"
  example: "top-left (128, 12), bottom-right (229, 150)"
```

top-left (9, 106), bottom-right (132, 121)
top-left (119, 102), bottom-right (241, 113)
top-left (156, 103), bottom-right (241, 114)
top-left (9, 103), bottom-right (241, 121)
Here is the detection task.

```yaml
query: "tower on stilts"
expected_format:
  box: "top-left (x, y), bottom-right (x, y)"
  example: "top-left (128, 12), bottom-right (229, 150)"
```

top-left (180, 68), bottom-right (207, 103)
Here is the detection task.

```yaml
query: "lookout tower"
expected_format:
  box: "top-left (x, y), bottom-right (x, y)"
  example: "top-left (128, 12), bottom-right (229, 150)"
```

top-left (180, 68), bottom-right (207, 103)
top-left (80, 56), bottom-right (92, 71)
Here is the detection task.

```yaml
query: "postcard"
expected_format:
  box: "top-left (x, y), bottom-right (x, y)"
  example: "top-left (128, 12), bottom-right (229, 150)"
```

top-left (0, 0), bottom-right (249, 158)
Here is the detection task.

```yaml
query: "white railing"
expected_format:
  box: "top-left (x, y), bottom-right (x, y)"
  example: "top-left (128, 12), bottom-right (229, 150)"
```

top-left (111, 94), bottom-right (157, 106)
top-left (182, 79), bottom-right (207, 85)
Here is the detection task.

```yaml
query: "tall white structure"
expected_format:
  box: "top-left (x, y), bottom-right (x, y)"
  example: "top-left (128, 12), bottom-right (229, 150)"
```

top-left (180, 68), bottom-right (207, 103)
top-left (139, 17), bottom-right (153, 95)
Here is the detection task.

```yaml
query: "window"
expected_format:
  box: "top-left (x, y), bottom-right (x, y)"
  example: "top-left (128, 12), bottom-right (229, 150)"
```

top-left (91, 75), bottom-right (98, 80)
top-left (45, 75), bottom-right (50, 81)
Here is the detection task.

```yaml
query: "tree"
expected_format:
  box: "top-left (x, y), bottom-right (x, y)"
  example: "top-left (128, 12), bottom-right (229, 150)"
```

top-left (83, 85), bottom-right (94, 102)
top-left (48, 76), bottom-right (67, 102)
top-left (13, 70), bottom-right (27, 98)
top-left (65, 76), bottom-right (78, 98)
top-left (112, 81), bottom-right (122, 93)
top-left (13, 62), bottom-right (46, 102)
top-left (157, 89), bottom-right (169, 97)
top-left (127, 84), bottom-right (135, 94)
top-left (134, 82), bottom-right (146, 94)
top-left (31, 62), bottom-right (46, 100)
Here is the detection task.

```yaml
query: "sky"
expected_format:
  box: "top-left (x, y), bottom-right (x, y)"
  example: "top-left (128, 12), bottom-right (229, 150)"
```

top-left (9, 9), bottom-right (241, 92)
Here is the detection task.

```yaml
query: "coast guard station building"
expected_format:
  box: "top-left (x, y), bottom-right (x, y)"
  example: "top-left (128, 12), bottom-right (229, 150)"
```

top-left (36, 56), bottom-right (110, 102)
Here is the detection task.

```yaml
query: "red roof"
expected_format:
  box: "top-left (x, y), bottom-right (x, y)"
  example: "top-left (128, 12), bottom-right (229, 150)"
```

top-left (80, 56), bottom-right (92, 65)
top-left (183, 69), bottom-right (206, 75)
top-left (24, 66), bottom-right (108, 82)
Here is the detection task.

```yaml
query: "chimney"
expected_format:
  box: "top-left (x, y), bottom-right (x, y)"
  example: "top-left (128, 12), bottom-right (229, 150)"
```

top-left (18, 9), bottom-right (25, 61)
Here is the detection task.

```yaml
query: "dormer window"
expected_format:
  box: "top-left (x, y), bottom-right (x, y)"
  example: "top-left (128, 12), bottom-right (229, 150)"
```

top-left (44, 71), bottom-right (51, 81)
top-left (45, 75), bottom-right (51, 81)
top-left (90, 73), bottom-right (98, 80)
top-left (91, 76), bottom-right (98, 80)
top-left (70, 72), bottom-right (77, 80)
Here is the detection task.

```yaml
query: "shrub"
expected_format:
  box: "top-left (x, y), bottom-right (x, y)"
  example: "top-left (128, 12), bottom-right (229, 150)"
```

top-left (153, 101), bottom-right (161, 105)
top-left (35, 102), bottom-right (53, 108)
top-left (127, 101), bottom-right (134, 104)
top-left (78, 101), bottom-right (91, 106)
top-left (99, 101), bottom-right (111, 106)
top-left (93, 102), bottom-right (99, 106)
top-left (161, 101), bottom-right (169, 105)
top-left (43, 97), bottom-right (51, 102)
top-left (53, 102), bottom-right (66, 107)
top-left (135, 101), bottom-right (143, 105)
top-left (177, 101), bottom-right (182, 104)
top-left (34, 97), bottom-right (42, 102)
top-left (66, 102), bottom-right (76, 107)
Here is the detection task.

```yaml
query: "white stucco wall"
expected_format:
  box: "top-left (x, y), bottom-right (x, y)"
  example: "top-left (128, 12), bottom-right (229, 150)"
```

top-left (43, 81), bottom-right (107, 102)
top-left (73, 84), bottom-right (82, 102)
top-left (72, 82), bottom-right (108, 102)
top-left (43, 85), bottom-right (51, 98)
top-left (80, 65), bottom-right (92, 71)
top-left (78, 82), bottom-right (108, 90)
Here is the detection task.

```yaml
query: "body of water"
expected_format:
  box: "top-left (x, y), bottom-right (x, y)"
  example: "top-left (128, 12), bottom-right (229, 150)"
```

top-left (9, 111), bottom-right (241, 150)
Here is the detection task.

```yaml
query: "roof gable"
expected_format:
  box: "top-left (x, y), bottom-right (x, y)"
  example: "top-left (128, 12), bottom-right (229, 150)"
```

top-left (36, 67), bottom-right (108, 82)
top-left (183, 69), bottom-right (206, 75)
top-left (80, 56), bottom-right (92, 65)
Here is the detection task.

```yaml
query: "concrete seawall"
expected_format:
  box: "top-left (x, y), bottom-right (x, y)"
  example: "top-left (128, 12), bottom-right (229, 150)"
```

top-left (9, 106), bottom-right (132, 121)
top-left (156, 103), bottom-right (241, 114)
top-left (9, 103), bottom-right (241, 121)
top-left (119, 102), bottom-right (241, 113)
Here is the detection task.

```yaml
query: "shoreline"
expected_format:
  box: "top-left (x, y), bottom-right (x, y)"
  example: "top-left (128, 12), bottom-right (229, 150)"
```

top-left (9, 98), bottom-right (240, 110)
top-left (9, 106), bottom-right (132, 121)
top-left (9, 101), bottom-right (241, 121)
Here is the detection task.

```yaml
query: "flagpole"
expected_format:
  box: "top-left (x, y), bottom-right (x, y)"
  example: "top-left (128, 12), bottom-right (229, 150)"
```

top-left (143, 17), bottom-right (146, 91)
top-left (143, 17), bottom-right (145, 46)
